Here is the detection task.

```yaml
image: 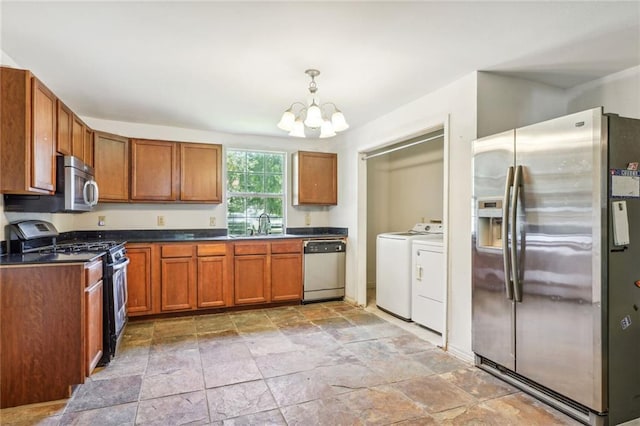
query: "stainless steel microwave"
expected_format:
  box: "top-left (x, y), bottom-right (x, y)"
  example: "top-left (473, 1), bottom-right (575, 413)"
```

top-left (4, 156), bottom-right (99, 213)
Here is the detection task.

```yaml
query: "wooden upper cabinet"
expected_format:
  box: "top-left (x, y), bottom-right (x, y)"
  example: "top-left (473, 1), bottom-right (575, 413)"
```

top-left (84, 128), bottom-right (94, 167)
top-left (56, 100), bottom-right (72, 156)
top-left (94, 132), bottom-right (129, 201)
top-left (180, 143), bottom-right (222, 202)
top-left (292, 151), bottom-right (337, 205)
top-left (130, 139), bottom-right (178, 201)
top-left (0, 68), bottom-right (56, 194)
top-left (71, 114), bottom-right (85, 161)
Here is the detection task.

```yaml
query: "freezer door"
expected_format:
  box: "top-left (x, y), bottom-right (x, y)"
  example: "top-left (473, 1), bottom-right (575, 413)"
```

top-left (514, 108), bottom-right (604, 411)
top-left (472, 129), bottom-right (516, 370)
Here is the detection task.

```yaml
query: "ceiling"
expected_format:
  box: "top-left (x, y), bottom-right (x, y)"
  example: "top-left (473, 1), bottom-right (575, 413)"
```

top-left (2, 1), bottom-right (639, 138)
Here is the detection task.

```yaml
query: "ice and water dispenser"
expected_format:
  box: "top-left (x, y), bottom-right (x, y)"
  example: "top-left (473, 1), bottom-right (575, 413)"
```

top-left (477, 199), bottom-right (503, 249)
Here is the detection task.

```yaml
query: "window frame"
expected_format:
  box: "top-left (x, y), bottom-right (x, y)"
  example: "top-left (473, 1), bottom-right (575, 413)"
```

top-left (225, 148), bottom-right (287, 236)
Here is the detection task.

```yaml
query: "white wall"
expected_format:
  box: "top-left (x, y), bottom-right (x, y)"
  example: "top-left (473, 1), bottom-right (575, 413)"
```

top-left (329, 72), bottom-right (478, 359)
top-left (477, 72), bottom-right (567, 138)
top-left (566, 65), bottom-right (640, 118)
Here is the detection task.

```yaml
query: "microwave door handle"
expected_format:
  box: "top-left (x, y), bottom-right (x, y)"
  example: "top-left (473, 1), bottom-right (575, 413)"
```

top-left (82, 180), bottom-right (91, 206)
top-left (90, 180), bottom-right (99, 206)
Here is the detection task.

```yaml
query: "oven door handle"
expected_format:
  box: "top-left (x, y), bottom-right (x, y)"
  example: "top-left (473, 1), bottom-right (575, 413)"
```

top-left (109, 257), bottom-right (130, 271)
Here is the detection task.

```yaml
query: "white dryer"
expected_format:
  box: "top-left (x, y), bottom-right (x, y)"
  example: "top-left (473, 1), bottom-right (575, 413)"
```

top-left (412, 237), bottom-right (445, 333)
top-left (376, 223), bottom-right (444, 320)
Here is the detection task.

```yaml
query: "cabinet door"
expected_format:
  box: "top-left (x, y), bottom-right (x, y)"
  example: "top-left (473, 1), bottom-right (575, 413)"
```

top-left (271, 253), bottom-right (302, 302)
top-left (31, 78), bottom-right (57, 192)
top-left (85, 279), bottom-right (103, 376)
top-left (71, 115), bottom-right (85, 161)
top-left (127, 245), bottom-right (154, 315)
top-left (234, 255), bottom-right (269, 305)
top-left (197, 256), bottom-right (229, 308)
top-left (94, 132), bottom-right (129, 201)
top-left (84, 128), bottom-right (94, 167)
top-left (131, 139), bottom-right (178, 201)
top-left (161, 257), bottom-right (196, 311)
top-left (56, 100), bottom-right (72, 155)
top-left (180, 143), bottom-right (222, 202)
top-left (294, 151), bottom-right (337, 205)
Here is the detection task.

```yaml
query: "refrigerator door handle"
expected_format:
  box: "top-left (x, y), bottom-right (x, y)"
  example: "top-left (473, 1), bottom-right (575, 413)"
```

top-left (511, 165), bottom-right (523, 302)
top-left (502, 166), bottom-right (514, 300)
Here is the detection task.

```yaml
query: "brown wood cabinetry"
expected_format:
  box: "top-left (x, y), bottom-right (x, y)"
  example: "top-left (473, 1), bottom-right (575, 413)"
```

top-left (234, 242), bottom-right (270, 305)
top-left (197, 243), bottom-right (232, 308)
top-left (129, 139), bottom-right (222, 203)
top-left (126, 243), bottom-right (157, 316)
top-left (56, 100), bottom-right (73, 155)
top-left (130, 139), bottom-right (179, 201)
top-left (0, 264), bottom-right (84, 408)
top-left (160, 244), bottom-right (197, 311)
top-left (72, 114), bottom-right (85, 161)
top-left (180, 143), bottom-right (222, 202)
top-left (84, 260), bottom-right (103, 376)
top-left (270, 240), bottom-right (303, 302)
top-left (126, 239), bottom-right (304, 317)
top-left (292, 151), bottom-right (338, 205)
top-left (84, 127), bottom-right (94, 167)
top-left (1, 68), bottom-right (57, 194)
top-left (94, 132), bottom-right (129, 201)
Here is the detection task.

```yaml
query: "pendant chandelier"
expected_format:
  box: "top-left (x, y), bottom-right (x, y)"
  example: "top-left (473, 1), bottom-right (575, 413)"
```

top-left (277, 69), bottom-right (349, 138)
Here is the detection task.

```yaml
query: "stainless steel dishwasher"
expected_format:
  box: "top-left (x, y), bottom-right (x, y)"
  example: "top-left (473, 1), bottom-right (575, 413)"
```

top-left (303, 239), bottom-right (346, 302)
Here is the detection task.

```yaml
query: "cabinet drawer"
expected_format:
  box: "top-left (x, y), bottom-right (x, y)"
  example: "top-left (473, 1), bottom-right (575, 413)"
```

top-left (161, 244), bottom-right (194, 258)
top-left (85, 260), bottom-right (103, 287)
top-left (197, 244), bottom-right (226, 256)
top-left (234, 243), bottom-right (268, 256)
top-left (271, 240), bottom-right (302, 254)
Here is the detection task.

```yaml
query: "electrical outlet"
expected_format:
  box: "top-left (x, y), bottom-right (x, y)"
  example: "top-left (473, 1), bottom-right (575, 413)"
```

top-left (209, 216), bottom-right (216, 227)
top-left (305, 212), bottom-right (311, 226)
top-left (157, 215), bottom-right (166, 226)
top-left (98, 216), bottom-right (106, 227)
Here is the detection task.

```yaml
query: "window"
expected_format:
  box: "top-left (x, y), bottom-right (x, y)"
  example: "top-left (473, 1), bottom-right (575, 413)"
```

top-left (226, 149), bottom-right (286, 236)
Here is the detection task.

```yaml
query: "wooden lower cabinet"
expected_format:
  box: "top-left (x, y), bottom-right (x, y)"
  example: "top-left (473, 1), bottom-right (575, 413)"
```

top-left (197, 243), bottom-right (232, 308)
top-left (126, 244), bottom-right (156, 316)
top-left (1, 264), bottom-right (85, 408)
top-left (271, 253), bottom-right (302, 302)
top-left (160, 244), bottom-right (197, 311)
top-left (234, 255), bottom-right (269, 305)
top-left (85, 279), bottom-right (103, 376)
top-left (126, 239), bottom-right (304, 317)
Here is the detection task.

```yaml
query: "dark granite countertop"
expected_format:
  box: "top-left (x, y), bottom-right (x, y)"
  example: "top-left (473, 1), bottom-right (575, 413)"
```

top-left (0, 251), bottom-right (104, 266)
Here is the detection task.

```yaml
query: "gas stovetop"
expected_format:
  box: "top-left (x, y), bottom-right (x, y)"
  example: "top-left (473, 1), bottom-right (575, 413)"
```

top-left (38, 240), bottom-right (121, 254)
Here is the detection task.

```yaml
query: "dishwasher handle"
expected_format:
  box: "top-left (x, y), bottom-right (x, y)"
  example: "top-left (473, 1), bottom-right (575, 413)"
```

top-left (304, 240), bottom-right (346, 254)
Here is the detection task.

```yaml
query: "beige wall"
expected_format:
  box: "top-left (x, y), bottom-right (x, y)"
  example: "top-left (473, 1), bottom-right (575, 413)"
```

top-left (366, 138), bottom-right (444, 287)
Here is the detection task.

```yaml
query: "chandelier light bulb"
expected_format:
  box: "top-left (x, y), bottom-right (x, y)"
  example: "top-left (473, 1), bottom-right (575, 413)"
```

top-left (304, 101), bottom-right (323, 129)
top-left (277, 109), bottom-right (295, 131)
top-left (331, 110), bottom-right (349, 132)
top-left (289, 118), bottom-right (306, 138)
top-left (320, 120), bottom-right (336, 138)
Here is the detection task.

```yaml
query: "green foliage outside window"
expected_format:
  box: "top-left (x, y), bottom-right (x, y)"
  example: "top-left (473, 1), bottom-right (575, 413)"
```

top-left (226, 150), bottom-right (285, 236)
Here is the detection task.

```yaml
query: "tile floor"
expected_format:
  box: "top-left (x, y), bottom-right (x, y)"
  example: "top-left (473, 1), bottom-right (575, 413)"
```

top-left (1, 301), bottom-right (581, 425)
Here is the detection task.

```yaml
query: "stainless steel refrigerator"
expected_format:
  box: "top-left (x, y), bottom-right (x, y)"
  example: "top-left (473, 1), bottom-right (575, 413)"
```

top-left (472, 107), bottom-right (640, 426)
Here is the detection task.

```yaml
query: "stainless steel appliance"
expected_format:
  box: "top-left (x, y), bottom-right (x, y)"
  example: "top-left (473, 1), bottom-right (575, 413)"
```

top-left (472, 108), bottom-right (640, 425)
top-left (303, 239), bottom-right (346, 302)
top-left (6, 220), bottom-right (128, 366)
top-left (4, 155), bottom-right (99, 212)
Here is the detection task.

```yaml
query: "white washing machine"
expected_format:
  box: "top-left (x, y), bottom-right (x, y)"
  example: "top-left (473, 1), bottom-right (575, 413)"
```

top-left (376, 223), bottom-right (444, 320)
top-left (412, 237), bottom-right (445, 333)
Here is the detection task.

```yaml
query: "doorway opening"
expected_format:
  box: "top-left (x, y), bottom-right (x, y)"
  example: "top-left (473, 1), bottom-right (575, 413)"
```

top-left (358, 121), bottom-right (450, 349)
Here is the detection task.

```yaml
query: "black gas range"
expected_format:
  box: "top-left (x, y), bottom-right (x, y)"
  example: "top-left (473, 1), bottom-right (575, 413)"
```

top-left (6, 220), bottom-right (129, 367)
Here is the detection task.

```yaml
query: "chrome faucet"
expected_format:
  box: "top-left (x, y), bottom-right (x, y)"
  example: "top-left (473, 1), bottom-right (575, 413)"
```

top-left (257, 213), bottom-right (271, 235)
